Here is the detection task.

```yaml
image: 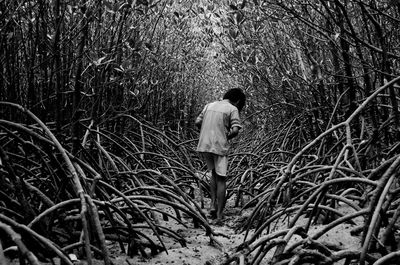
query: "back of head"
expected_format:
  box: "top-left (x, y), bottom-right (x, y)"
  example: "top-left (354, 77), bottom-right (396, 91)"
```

top-left (223, 88), bottom-right (246, 112)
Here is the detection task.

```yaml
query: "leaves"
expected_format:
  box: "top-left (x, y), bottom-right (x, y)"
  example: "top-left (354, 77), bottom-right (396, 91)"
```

top-left (144, 42), bottom-right (154, 52)
top-left (92, 56), bottom-right (106, 66)
top-left (229, 4), bottom-right (238, 10)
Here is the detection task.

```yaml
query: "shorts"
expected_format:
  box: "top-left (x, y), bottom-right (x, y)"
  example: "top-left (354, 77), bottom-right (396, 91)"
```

top-left (201, 152), bottom-right (228, 177)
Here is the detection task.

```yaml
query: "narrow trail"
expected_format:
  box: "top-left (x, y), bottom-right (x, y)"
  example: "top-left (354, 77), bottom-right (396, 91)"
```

top-left (113, 195), bottom-right (361, 265)
top-left (125, 197), bottom-right (252, 265)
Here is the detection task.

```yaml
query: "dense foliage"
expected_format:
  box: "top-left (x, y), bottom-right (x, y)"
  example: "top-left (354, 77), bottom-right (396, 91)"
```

top-left (1, 0), bottom-right (400, 264)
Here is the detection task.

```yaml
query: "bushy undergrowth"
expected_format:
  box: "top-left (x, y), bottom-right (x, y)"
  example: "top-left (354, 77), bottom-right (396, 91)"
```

top-left (0, 102), bottom-right (218, 265)
top-left (2, 77), bottom-right (400, 265)
top-left (220, 77), bottom-right (400, 265)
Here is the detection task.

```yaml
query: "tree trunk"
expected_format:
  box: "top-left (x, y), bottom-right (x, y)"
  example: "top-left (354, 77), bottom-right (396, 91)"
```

top-left (52, 0), bottom-right (63, 135)
top-left (334, 2), bottom-right (357, 123)
top-left (72, 3), bottom-right (89, 154)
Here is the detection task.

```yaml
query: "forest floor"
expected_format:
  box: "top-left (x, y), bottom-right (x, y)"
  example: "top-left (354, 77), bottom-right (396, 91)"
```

top-left (117, 195), bottom-right (361, 265)
top-left (122, 197), bottom-right (258, 265)
top-left (7, 187), bottom-right (362, 265)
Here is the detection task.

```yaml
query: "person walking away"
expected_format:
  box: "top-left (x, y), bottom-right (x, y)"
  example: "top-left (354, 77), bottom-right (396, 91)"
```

top-left (195, 88), bottom-right (246, 225)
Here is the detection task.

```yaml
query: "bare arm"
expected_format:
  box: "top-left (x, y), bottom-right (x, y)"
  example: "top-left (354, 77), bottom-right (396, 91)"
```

top-left (195, 117), bottom-right (202, 130)
top-left (195, 105), bottom-right (208, 130)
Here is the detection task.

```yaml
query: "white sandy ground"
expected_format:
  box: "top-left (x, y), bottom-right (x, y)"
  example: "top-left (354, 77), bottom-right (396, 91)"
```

top-left (5, 196), bottom-right (361, 265)
top-left (120, 198), bottom-right (361, 265)
top-left (123, 201), bottom-right (251, 265)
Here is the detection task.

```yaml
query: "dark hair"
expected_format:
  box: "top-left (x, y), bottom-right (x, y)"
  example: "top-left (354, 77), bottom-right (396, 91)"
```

top-left (223, 88), bottom-right (246, 112)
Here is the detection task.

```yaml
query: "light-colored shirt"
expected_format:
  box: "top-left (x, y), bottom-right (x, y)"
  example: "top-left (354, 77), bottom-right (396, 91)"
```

top-left (196, 99), bottom-right (242, 156)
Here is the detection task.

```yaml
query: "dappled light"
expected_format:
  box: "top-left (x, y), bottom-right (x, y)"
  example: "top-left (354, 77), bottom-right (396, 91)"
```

top-left (1, 0), bottom-right (400, 265)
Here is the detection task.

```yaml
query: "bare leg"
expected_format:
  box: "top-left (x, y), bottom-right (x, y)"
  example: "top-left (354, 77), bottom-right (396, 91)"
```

top-left (209, 170), bottom-right (218, 216)
top-left (216, 175), bottom-right (227, 221)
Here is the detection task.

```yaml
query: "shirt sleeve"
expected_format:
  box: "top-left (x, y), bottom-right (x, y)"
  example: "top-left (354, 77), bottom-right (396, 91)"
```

top-left (230, 108), bottom-right (242, 129)
top-left (196, 104), bottom-right (208, 125)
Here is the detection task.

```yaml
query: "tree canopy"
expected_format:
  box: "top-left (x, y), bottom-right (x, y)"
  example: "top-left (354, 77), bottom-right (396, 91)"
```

top-left (1, 0), bottom-right (400, 264)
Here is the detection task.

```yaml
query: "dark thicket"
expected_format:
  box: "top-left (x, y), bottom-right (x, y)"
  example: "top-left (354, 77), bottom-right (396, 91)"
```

top-left (1, 0), bottom-right (400, 264)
